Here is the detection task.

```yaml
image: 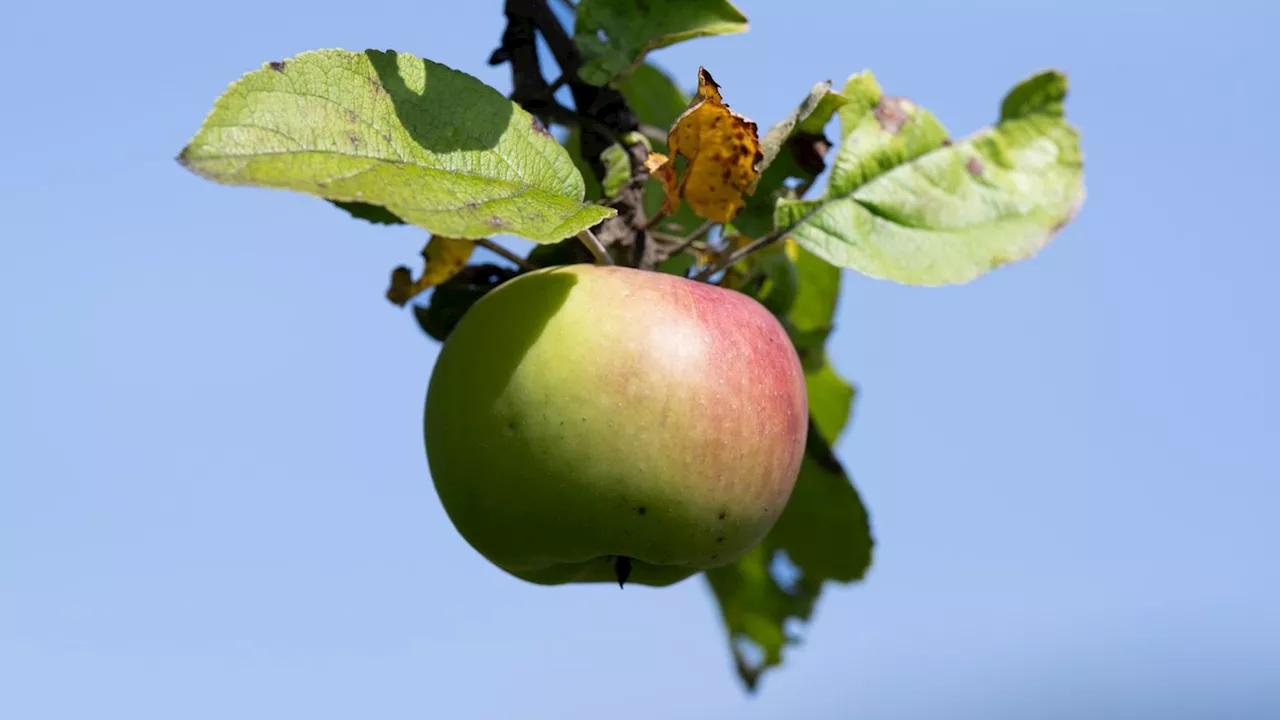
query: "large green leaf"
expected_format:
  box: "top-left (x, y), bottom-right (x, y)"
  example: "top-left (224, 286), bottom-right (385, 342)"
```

top-left (705, 421), bottom-right (872, 691)
top-left (178, 49), bottom-right (614, 242)
top-left (734, 82), bottom-right (847, 237)
top-left (706, 240), bottom-right (870, 691)
top-left (777, 70), bottom-right (1084, 285)
top-left (574, 0), bottom-right (749, 86)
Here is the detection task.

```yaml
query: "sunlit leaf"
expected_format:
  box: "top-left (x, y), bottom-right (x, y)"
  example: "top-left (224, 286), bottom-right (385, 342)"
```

top-left (386, 236), bottom-right (475, 307)
top-left (574, 0), bottom-right (749, 86)
top-left (565, 127), bottom-right (604, 203)
top-left (757, 82), bottom-right (848, 180)
top-left (178, 49), bottom-right (614, 242)
top-left (734, 82), bottom-right (846, 237)
top-left (778, 69), bottom-right (1084, 285)
top-left (668, 68), bottom-right (763, 223)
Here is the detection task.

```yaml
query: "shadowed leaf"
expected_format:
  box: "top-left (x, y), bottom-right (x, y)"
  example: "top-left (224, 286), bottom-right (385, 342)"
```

top-left (332, 200), bottom-right (405, 225)
top-left (413, 264), bottom-right (518, 343)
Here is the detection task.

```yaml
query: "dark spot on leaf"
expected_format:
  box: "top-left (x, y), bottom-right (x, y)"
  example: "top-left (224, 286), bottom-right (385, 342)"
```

top-left (718, 511), bottom-right (727, 520)
top-left (268, 61), bottom-right (286, 72)
top-left (530, 116), bottom-right (551, 137)
top-left (316, 182), bottom-right (328, 189)
top-left (874, 96), bottom-right (910, 134)
top-left (347, 132), bottom-right (360, 148)
top-left (710, 554), bottom-right (719, 561)
top-left (716, 537), bottom-right (725, 543)
top-left (635, 506), bottom-right (647, 516)
top-left (966, 157), bottom-right (984, 176)
top-left (506, 420), bottom-right (517, 431)
top-left (345, 110), bottom-right (359, 125)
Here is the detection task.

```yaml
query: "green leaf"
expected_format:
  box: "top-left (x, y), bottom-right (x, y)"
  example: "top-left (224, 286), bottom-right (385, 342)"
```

top-left (806, 359), bottom-right (855, 445)
top-left (706, 238), bottom-right (871, 691)
top-left (617, 63), bottom-right (690, 130)
top-left (705, 423), bottom-right (872, 691)
top-left (600, 143), bottom-right (632, 198)
top-left (565, 127), bottom-right (604, 203)
top-left (178, 49), bottom-right (614, 243)
top-left (574, 0), bottom-right (749, 86)
top-left (704, 544), bottom-right (817, 692)
top-left (777, 69), bottom-right (1085, 286)
top-left (769, 423), bottom-right (872, 584)
top-left (758, 82), bottom-right (848, 177)
top-left (734, 82), bottom-right (846, 237)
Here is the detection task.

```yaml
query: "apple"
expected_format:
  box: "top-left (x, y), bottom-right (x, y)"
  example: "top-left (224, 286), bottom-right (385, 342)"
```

top-left (423, 263), bottom-right (808, 587)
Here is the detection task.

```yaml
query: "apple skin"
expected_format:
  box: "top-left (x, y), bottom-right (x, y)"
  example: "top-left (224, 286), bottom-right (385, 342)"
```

top-left (423, 263), bottom-right (808, 587)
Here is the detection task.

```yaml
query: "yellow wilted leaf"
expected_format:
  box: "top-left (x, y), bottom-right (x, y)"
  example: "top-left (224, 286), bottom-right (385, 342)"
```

top-left (668, 67), bottom-right (763, 223)
top-left (642, 152), bottom-right (680, 215)
top-left (386, 235), bottom-right (475, 306)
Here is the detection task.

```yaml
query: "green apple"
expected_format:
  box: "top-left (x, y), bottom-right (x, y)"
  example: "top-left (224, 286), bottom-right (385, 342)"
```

top-left (423, 263), bottom-right (808, 587)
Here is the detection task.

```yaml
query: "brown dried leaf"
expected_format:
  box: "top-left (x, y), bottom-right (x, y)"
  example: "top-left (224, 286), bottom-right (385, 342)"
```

top-left (667, 67), bottom-right (763, 223)
top-left (642, 152), bottom-right (680, 215)
top-left (386, 236), bottom-right (475, 306)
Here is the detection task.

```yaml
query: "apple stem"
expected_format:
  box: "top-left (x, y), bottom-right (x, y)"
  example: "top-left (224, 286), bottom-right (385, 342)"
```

top-left (577, 229), bottom-right (615, 266)
top-left (614, 556), bottom-right (633, 588)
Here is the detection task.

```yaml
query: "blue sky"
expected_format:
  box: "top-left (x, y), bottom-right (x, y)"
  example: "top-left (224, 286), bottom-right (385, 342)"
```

top-left (3, 0), bottom-right (1277, 717)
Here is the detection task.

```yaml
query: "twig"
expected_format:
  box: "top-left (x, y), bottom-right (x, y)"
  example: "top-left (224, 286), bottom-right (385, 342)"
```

top-left (577, 229), bottom-right (615, 265)
top-left (651, 231), bottom-right (706, 250)
top-left (638, 124), bottom-right (668, 145)
top-left (641, 210), bottom-right (669, 230)
top-left (694, 229), bottom-right (786, 282)
top-left (655, 220), bottom-right (717, 258)
top-left (684, 220), bottom-right (717, 244)
top-left (476, 238), bottom-right (538, 271)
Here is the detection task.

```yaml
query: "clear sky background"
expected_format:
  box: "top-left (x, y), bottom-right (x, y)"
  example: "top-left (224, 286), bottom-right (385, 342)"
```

top-left (3, 1), bottom-right (1277, 718)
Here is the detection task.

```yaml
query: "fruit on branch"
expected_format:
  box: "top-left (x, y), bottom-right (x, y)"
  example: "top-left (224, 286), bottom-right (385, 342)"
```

top-left (423, 264), bottom-right (808, 587)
